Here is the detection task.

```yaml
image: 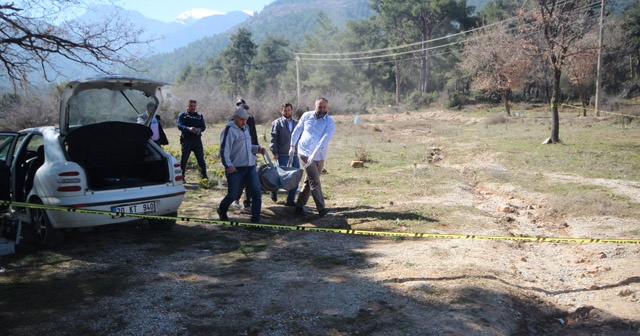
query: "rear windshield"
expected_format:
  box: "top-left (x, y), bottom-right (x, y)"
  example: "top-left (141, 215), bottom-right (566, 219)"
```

top-left (68, 88), bottom-right (157, 126)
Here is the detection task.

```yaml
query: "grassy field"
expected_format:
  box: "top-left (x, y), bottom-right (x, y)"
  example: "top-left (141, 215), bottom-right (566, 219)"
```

top-left (164, 107), bottom-right (640, 234)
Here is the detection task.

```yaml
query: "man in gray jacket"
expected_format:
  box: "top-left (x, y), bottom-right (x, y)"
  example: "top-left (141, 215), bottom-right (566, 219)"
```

top-left (218, 108), bottom-right (266, 223)
top-left (269, 102), bottom-right (300, 206)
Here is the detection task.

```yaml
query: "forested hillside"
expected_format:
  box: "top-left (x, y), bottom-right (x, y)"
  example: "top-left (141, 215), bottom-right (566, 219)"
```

top-left (136, 0), bottom-right (375, 82)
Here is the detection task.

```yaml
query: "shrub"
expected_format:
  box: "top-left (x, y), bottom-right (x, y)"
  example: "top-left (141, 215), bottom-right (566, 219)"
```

top-left (486, 113), bottom-right (510, 125)
top-left (354, 146), bottom-right (371, 162)
top-left (0, 90), bottom-right (58, 130)
top-left (406, 91), bottom-right (433, 110)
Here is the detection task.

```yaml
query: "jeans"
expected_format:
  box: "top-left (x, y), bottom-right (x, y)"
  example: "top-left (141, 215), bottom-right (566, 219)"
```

top-left (219, 166), bottom-right (262, 222)
top-left (276, 154), bottom-right (299, 203)
top-left (180, 138), bottom-right (207, 179)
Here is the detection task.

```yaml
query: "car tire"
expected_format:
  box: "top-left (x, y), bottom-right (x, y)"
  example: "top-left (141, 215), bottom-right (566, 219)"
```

top-left (31, 198), bottom-right (65, 249)
top-left (149, 212), bottom-right (176, 231)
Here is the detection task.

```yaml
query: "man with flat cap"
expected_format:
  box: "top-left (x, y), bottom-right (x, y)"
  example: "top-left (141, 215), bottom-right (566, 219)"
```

top-left (218, 107), bottom-right (266, 223)
top-left (231, 99), bottom-right (259, 209)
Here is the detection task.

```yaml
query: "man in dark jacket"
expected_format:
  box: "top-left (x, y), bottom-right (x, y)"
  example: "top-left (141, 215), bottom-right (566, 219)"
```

top-left (177, 99), bottom-right (207, 182)
top-left (269, 102), bottom-right (299, 206)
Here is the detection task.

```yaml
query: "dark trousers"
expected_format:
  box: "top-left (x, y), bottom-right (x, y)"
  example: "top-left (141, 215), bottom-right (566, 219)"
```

top-left (180, 139), bottom-right (207, 179)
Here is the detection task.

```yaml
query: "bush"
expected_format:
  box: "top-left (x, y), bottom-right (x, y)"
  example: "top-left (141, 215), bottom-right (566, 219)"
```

top-left (354, 146), bottom-right (371, 162)
top-left (439, 90), bottom-right (463, 109)
top-left (486, 113), bottom-right (510, 125)
top-left (0, 90), bottom-right (58, 130)
top-left (405, 91), bottom-right (433, 110)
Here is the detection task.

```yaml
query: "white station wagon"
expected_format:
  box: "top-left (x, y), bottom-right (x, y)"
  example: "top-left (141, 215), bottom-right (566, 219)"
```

top-left (0, 75), bottom-right (185, 248)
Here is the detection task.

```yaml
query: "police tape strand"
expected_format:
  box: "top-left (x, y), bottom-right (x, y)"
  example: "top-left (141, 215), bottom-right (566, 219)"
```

top-left (2, 200), bottom-right (639, 244)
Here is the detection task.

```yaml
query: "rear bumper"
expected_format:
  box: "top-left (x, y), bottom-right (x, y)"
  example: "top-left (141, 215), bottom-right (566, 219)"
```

top-left (37, 185), bottom-right (185, 229)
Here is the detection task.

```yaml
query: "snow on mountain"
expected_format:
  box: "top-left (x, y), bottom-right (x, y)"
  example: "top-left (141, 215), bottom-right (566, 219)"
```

top-left (66, 4), bottom-right (250, 57)
top-left (176, 8), bottom-right (225, 24)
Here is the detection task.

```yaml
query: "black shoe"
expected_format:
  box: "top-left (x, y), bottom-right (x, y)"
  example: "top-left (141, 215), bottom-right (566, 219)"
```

top-left (201, 175), bottom-right (209, 180)
top-left (270, 192), bottom-right (277, 202)
top-left (318, 208), bottom-right (329, 217)
top-left (285, 201), bottom-right (296, 207)
top-left (216, 208), bottom-right (228, 221)
top-left (295, 206), bottom-right (308, 216)
top-left (243, 201), bottom-right (251, 208)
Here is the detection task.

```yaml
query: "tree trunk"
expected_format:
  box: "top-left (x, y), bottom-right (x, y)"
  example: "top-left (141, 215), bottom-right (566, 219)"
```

top-left (501, 89), bottom-right (511, 117)
top-left (546, 68), bottom-right (562, 144)
top-left (419, 45), bottom-right (427, 94)
top-left (368, 62), bottom-right (377, 105)
top-left (423, 50), bottom-right (431, 94)
top-left (395, 60), bottom-right (401, 105)
top-left (579, 88), bottom-right (587, 117)
top-left (419, 48), bottom-right (431, 94)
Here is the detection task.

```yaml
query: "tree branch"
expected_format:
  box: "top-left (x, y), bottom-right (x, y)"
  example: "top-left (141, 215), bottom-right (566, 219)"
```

top-left (0, 2), bottom-right (150, 87)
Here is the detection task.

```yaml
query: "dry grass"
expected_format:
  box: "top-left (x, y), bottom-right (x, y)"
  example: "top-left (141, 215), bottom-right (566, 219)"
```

top-left (161, 109), bottom-right (640, 228)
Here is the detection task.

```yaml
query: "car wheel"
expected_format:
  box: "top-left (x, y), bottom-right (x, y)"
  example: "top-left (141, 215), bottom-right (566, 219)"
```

top-left (149, 212), bottom-right (176, 231)
top-left (31, 199), bottom-right (65, 248)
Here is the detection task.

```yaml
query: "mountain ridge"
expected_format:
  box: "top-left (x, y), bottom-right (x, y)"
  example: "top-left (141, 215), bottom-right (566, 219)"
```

top-left (78, 4), bottom-right (251, 54)
top-left (136, 0), bottom-right (375, 82)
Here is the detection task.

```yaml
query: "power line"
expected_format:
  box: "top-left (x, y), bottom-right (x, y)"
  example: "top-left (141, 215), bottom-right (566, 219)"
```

top-left (299, 39), bottom-right (466, 62)
top-left (295, 0), bottom-right (602, 63)
top-left (295, 8), bottom-right (521, 60)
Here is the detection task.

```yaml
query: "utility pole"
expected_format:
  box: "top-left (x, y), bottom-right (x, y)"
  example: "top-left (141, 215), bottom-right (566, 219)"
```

top-left (594, 0), bottom-right (605, 117)
top-left (295, 54), bottom-right (301, 110)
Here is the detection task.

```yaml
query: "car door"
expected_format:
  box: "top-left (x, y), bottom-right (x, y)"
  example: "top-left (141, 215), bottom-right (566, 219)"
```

top-left (10, 133), bottom-right (45, 203)
top-left (0, 132), bottom-right (19, 207)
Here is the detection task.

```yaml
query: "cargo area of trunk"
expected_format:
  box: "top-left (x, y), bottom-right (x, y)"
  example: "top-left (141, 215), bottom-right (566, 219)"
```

top-left (64, 121), bottom-right (169, 190)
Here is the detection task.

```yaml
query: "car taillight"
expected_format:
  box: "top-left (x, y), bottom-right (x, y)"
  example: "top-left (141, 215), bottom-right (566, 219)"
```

top-left (174, 163), bottom-right (183, 182)
top-left (57, 186), bottom-right (82, 192)
top-left (57, 171), bottom-right (82, 192)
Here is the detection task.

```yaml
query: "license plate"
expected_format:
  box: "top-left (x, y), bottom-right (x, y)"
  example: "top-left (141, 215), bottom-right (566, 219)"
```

top-left (112, 201), bottom-right (156, 214)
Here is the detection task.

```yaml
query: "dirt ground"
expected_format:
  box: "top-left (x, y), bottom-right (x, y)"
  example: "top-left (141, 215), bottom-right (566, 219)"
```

top-left (1, 111), bottom-right (639, 335)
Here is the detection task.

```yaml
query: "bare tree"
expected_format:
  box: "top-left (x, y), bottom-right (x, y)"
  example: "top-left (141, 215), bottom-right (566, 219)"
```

top-left (0, 1), bottom-right (149, 90)
top-left (564, 32), bottom-right (598, 116)
top-left (518, 0), bottom-right (598, 144)
top-left (460, 23), bottom-right (531, 116)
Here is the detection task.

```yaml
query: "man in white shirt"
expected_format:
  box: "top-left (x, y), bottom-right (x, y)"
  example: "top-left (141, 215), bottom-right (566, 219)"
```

top-left (290, 98), bottom-right (336, 217)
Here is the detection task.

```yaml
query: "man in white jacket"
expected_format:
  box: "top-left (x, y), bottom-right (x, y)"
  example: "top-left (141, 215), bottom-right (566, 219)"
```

top-left (218, 108), bottom-right (265, 223)
top-left (290, 97), bottom-right (336, 217)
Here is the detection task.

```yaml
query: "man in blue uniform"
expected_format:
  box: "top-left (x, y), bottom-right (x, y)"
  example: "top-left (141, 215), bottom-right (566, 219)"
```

top-left (177, 99), bottom-right (207, 182)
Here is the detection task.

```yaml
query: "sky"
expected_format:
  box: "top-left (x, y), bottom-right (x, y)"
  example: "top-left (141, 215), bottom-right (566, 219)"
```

top-left (112, 0), bottom-right (276, 22)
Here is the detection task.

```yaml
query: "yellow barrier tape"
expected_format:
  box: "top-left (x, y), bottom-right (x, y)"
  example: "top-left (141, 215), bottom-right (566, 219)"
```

top-left (3, 200), bottom-right (639, 244)
top-left (561, 103), bottom-right (638, 118)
